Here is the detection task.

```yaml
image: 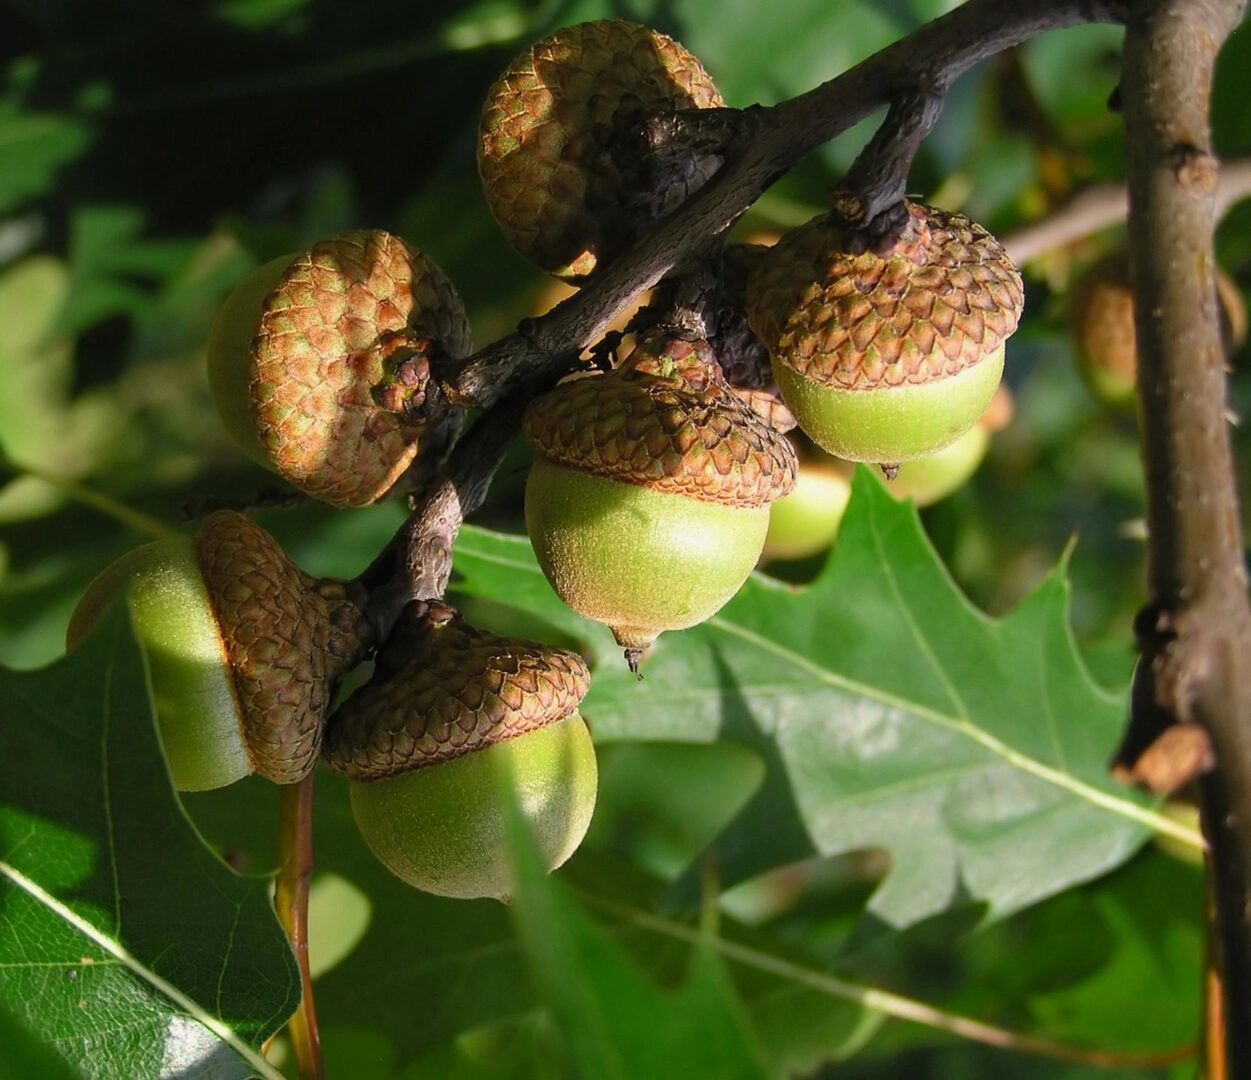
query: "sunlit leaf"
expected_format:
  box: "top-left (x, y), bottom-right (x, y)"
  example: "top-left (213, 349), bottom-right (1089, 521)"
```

top-left (0, 607), bottom-right (297, 1078)
top-left (449, 473), bottom-right (1183, 929)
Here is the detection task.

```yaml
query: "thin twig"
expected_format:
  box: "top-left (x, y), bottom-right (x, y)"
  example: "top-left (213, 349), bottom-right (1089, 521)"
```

top-left (586, 893), bottom-right (1196, 1070)
top-left (1004, 155), bottom-right (1251, 263)
top-left (835, 86), bottom-right (947, 237)
top-left (274, 774), bottom-right (323, 1080)
top-left (1119, 0), bottom-right (1251, 1071)
top-left (1206, 855), bottom-right (1228, 1080)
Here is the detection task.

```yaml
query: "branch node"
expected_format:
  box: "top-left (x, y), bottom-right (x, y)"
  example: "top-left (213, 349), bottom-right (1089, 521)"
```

top-left (1168, 142), bottom-right (1219, 192)
top-left (1112, 722), bottom-right (1214, 795)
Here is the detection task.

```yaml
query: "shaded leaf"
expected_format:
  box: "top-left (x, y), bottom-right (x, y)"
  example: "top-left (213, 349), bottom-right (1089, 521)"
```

top-left (1026, 854), bottom-right (1202, 1051)
top-left (504, 782), bottom-right (770, 1080)
top-left (185, 771), bottom-right (537, 1066)
top-left (0, 109), bottom-right (91, 215)
top-left (0, 1000), bottom-right (80, 1080)
top-left (63, 205), bottom-right (199, 334)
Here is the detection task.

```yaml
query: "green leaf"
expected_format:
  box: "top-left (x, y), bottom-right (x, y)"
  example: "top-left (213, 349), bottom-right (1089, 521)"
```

top-left (0, 256), bottom-right (126, 523)
top-left (0, 256), bottom-right (74, 474)
top-left (0, 1000), bottom-right (80, 1080)
top-left (504, 782), bottom-right (770, 1080)
top-left (186, 772), bottom-right (538, 1066)
top-left (0, 606), bottom-right (296, 1079)
top-left (671, 0), bottom-right (905, 107)
top-left (449, 471), bottom-right (1191, 929)
top-left (63, 205), bottom-right (199, 333)
top-left (0, 108), bottom-right (92, 215)
top-left (1026, 853), bottom-right (1202, 1051)
top-left (214, 0), bottom-right (308, 32)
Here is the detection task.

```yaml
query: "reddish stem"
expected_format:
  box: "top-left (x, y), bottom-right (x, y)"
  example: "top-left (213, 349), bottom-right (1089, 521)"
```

top-left (275, 773), bottom-right (324, 1080)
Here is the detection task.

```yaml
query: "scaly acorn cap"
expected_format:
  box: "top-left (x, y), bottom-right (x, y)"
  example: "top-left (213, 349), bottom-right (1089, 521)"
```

top-left (523, 337), bottom-right (797, 508)
top-left (746, 201), bottom-right (1024, 462)
top-left (322, 606), bottom-right (590, 782)
top-left (196, 510), bottom-right (360, 784)
top-left (732, 386), bottom-right (798, 433)
top-left (209, 230), bottom-right (472, 507)
top-left (478, 20), bottom-right (723, 280)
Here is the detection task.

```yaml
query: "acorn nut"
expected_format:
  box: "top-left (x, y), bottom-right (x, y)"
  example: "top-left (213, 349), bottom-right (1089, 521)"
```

top-left (523, 336), bottom-right (797, 667)
top-left (746, 201), bottom-right (1024, 467)
top-left (1072, 248), bottom-right (1245, 409)
top-left (67, 511), bottom-right (362, 791)
top-left (207, 230), bottom-right (472, 507)
top-left (322, 605), bottom-right (597, 900)
top-left (479, 20), bottom-right (723, 280)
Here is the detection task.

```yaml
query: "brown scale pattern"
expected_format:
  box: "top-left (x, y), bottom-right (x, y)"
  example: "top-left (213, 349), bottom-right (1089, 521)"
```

top-left (195, 511), bottom-right (335, 784)
top-left (746, 203), bottom-right (1024, 391)
top-left (732, 387), bottom-right (797, 433)
top-left (322, 615), bottom-right (590, 782)
top-left (251, 230), bottom-right (471, 507)
top-left (524, 337), bottom-right (797, 507)
top-left (478, 20), bottom-right (722, 278)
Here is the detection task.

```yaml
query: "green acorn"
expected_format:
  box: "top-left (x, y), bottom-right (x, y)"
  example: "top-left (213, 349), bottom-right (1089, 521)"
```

top-left (523, 336), bottom-right (797, 665)
top-left (207, 230), bottom-right (472, 507)
top-left (746, 201), bottom-right (1024, 467)
top-left (322, 605), bottom-right (596, 900)
top-left (478, 20), bottom-right (723, 279)
top-left (762, 458), bottom-right (852, 562)
top-left (67, 512), bottom-right (362, 791)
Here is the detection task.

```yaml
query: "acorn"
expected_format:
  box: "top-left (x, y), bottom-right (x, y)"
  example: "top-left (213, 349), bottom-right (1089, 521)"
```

top-left (207, 230), bottom-right (472, 507)
top-left (762, 458), bottom-right (852, 563)
top-left (478, 20), bottom-right (723, 280)
top-left (1072, 249), bottom-right (1246, 408)
top-left (746, 201), bottom-right (1024, 467)
top-left (322, 604), bottom-right (596, 900)
top-left (66, 512), bottom-right (362, 791)
top-left (873, 385), bottom-right (1014, 507)
top-left (523, 336), bottom-right (797, 666)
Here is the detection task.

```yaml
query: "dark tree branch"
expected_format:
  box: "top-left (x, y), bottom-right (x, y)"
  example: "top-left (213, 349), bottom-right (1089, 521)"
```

top-left (1117, 0), bottom-right (1251, 1070)
top-left (355, 393), bottom-right (531, 643)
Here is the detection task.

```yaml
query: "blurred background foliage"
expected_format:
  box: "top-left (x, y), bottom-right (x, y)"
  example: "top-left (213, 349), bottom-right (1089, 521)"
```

top-left (2, 0), bottom-right (1248, 1075)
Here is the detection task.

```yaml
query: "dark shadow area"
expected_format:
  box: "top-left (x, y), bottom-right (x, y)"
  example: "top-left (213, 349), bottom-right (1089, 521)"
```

top-left (6, 0), bottom-right (504, 243)
top-left (666, 642), bottom-right (819, 909)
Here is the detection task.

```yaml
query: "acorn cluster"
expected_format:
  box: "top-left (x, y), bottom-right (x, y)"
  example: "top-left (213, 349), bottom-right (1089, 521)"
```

top-left (66, 19), bottom-right (1026, 898)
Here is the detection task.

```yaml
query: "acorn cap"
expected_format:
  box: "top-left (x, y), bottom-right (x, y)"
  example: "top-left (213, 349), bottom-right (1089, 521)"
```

top-left (322, 609), bottom-right (590, 782)
top-left (732, 386), bottom-right (798, 433)
top-left (478, 20), bottom-right (722, 279)
top-left (195, 510), bottom-right (346, 784)
top-left (523, 337), bottom-right (797, 508)
top-left (249, 230), bottom-right (472, 507)
top-left (747, 202), bottom-right (1024, 392)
